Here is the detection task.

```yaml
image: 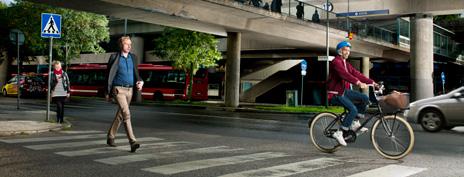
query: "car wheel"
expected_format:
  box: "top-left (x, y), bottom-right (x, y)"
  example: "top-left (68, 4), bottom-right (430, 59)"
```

top-left (2, 89), bottom-right (7, 97)
top-left (419, 109), bottom-right (444, 132)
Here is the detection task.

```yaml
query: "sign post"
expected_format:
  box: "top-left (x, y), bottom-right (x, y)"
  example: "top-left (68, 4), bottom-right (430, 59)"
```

top-left (441, 72), bottom-right (446, 94)
top-left (300, 60), bottom-right (307, 105)
top-left (41, 13), bottom-right (61, 122)
top-left (9, 29), bottom-right (25, 110)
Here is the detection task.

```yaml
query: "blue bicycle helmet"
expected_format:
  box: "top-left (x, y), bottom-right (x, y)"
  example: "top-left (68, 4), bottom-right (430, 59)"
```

top-left (336, 41), bottom-right (352, 52)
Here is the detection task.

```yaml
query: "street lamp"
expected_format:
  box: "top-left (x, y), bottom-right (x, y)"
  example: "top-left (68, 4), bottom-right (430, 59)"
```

top-left (9, 29), bottom-right (25, 110)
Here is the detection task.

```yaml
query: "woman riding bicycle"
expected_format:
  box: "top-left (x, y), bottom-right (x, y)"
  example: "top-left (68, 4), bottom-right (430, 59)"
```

top-left (328, 41), bottom-right (378, 146)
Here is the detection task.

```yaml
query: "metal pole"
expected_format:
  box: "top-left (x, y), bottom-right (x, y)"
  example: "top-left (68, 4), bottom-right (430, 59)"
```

top-left (347, 0), bottom-right (350, 31)
top-left (325, 0), bottom-right (330, 108)
top-left (124, 18), bottom-right (127, 35)
top-left (300, 75), bottom-right (304, 105)
top-left (65, 43), bottom-right (68, 72)
top-left (442, 82), bottom-right (445, 94)
top-left (16, 33), bottom-right (20, 110)
top-left (46, 38), bottom-right (53, 121)
top-left (288, 0), bottom-right (291, 15)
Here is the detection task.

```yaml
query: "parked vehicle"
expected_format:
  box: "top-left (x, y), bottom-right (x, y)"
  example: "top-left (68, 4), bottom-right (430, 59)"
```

top-left (2, 74), bottom-right (47, 98)
top-left (405, 86), bottom-right (464, 132)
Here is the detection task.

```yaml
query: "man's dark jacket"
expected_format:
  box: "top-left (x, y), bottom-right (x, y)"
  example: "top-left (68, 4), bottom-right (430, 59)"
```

top-left (105, 52), bottom-right (142, 98)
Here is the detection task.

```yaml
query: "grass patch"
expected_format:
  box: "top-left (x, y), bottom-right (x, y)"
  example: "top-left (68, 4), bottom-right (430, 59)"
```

top-left (254, 105), bottom-right (344, 113)
top-left (144, 99), bottom-right (208, 106)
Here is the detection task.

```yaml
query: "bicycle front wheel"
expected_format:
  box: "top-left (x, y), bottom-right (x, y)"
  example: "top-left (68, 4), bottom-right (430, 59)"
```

top-left (371, 115), bottom-right (415, 159)
top-left (309, 112), bottom-right (341, 153)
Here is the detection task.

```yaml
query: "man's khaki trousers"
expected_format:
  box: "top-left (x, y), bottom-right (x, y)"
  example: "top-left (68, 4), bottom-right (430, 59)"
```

top-left (107, 86), bottom-right (137, 143)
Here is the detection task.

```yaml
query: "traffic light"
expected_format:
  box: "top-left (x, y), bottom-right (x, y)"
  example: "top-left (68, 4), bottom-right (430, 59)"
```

top-left (348, 32), bottom-right (354, 40)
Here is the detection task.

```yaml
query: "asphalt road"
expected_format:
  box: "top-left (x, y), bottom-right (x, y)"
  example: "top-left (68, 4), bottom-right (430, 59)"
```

top-left (0, 97), bottom-right (463, 177)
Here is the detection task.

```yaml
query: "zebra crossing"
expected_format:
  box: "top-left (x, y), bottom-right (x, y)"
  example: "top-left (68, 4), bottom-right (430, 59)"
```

top-left (0, 130), bottom-right (426, 177)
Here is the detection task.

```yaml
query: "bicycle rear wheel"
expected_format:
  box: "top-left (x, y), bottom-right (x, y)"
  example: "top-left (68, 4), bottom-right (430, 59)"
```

top-left (309, 112), bottom-right (341, 153)
top-left (371, 115), bottom-right (415, 159)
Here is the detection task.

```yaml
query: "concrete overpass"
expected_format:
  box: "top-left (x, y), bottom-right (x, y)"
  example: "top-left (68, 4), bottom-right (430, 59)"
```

top-left (29, 0), bottom-right (463, 106)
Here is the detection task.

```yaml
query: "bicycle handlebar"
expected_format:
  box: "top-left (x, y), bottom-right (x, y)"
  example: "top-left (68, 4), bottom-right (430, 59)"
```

top-left (367, 82), bottom-right (385, 101)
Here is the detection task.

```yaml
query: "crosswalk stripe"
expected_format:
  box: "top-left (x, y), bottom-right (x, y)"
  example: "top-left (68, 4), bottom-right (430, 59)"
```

top-left (346, 164), bottom-right (426, 177)
top-left (55, 141), bottom-right (191, 157)
top-left (218, 158), bottom-right (343, 177)
top-left (142, 152), bottom-right (290, 175)
top-left (25, 137), bottom-right (163, 150)
top-left (95, 146), bottom-right (244, 165)
top-left (58, 130), bottom-right (103, 134)
top-left (0, 133), bottom-right (122, 143)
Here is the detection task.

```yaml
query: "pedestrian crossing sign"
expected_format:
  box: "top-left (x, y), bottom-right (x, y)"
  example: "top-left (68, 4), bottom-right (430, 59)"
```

top-left (41, 13), bottom-right (61, 38)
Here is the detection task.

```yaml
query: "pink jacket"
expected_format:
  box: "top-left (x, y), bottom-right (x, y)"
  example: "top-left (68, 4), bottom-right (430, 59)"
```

top-left (327, 56), bottom-right (374, 100)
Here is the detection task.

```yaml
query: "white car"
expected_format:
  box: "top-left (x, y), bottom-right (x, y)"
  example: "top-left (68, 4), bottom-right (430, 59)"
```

top-left (405, 86), bottom-right (464, 132)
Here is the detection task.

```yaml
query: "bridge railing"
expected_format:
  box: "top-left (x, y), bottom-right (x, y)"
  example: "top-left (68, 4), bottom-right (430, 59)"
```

top-left (235, 0), bottom-right (461, 59)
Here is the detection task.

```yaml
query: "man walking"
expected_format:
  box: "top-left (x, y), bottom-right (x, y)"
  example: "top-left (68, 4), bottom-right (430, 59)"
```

top-left (105, 36), bottom-right (144, 152)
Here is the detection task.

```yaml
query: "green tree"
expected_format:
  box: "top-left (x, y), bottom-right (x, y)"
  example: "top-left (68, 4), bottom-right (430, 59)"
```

top-left (4, 0), bottom-right (109, 67)
top-left (153, 28), bottom-right (222, 100)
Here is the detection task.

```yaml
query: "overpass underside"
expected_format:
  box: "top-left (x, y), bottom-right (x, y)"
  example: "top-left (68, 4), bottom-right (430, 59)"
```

top-left (30, 0), bottom-right (443, 104)
top-left (30, 0), bottom-right (408, 61)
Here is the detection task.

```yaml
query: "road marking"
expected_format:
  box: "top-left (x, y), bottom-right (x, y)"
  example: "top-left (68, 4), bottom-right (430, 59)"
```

top-left (55, 141), bottom-right (191, 157)
top-left (58, 130), bottom-right (103, 134)
top-left (0, 133), bottom-right (122, 143)
top-left (95, 146), bottom-right (244, 165)
top-left (151, 111), bottom-right (281, 124)
top-left (142, 152), bottom-right (290, 175)
top-left (347, 165), bottom-right (426, 177)
top-left (218, 158), bottom-right (343, 177)
top-left (25, 137), bottom-right (163, 150)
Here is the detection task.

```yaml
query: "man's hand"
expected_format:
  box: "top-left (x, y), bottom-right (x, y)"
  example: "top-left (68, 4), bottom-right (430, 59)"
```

top-left (136, 81), bottom-right (144, 91)
top-left (373, 82), bottom-right (380, 89)
top-left (105, 94), bottom-right (111, 102)
top-left (357, 82), bottom-right (368, 89)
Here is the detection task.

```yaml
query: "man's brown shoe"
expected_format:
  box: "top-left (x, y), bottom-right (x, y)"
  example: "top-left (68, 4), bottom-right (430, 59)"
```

top-left (130, 142), bottom-right (140, 153)
top-left (107, 138), bottom-right (116, 147)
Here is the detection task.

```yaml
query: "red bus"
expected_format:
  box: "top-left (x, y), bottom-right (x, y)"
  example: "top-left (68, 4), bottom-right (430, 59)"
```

top-left (67, 63), bottom-right (208, 101)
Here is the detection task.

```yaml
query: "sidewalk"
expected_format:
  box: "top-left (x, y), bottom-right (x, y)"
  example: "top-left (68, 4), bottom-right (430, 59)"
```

top-left (0, 103), bottom-right (69, 136)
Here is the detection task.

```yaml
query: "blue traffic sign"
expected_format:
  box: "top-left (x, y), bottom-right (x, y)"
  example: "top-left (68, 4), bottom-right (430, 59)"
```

top-left (41, 13), bottom-right (61, 38)
top-left (300, 60), bottom-right (307, 71)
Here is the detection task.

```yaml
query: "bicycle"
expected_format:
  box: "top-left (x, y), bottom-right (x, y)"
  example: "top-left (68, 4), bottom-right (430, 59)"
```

top-left (308, 82), bottom-right (415, 159)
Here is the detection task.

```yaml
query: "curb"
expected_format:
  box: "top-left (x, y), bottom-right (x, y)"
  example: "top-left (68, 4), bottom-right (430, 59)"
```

top-left (0, 119), bottom-right (73, 137)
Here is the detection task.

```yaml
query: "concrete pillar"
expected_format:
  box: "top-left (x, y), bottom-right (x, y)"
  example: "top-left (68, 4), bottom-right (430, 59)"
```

top-left (130, 36), bottom-right (144, 103)
top-left (361, 57), bottom-right (370, 95)
top-left (225, 32), bottom-right (241, 108)
top-left (130, 36), bottom-right (144, 63)
top-left (410, 14), bottom-right (434, 101)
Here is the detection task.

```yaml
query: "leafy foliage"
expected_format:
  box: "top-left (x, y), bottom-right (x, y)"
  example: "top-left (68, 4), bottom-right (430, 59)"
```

top-left (154, 28), bottom-right (222, 72)
top-left (153, 28), bottom-right (222, 100)
top-left (2, 0), bottom-right (109, 64)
